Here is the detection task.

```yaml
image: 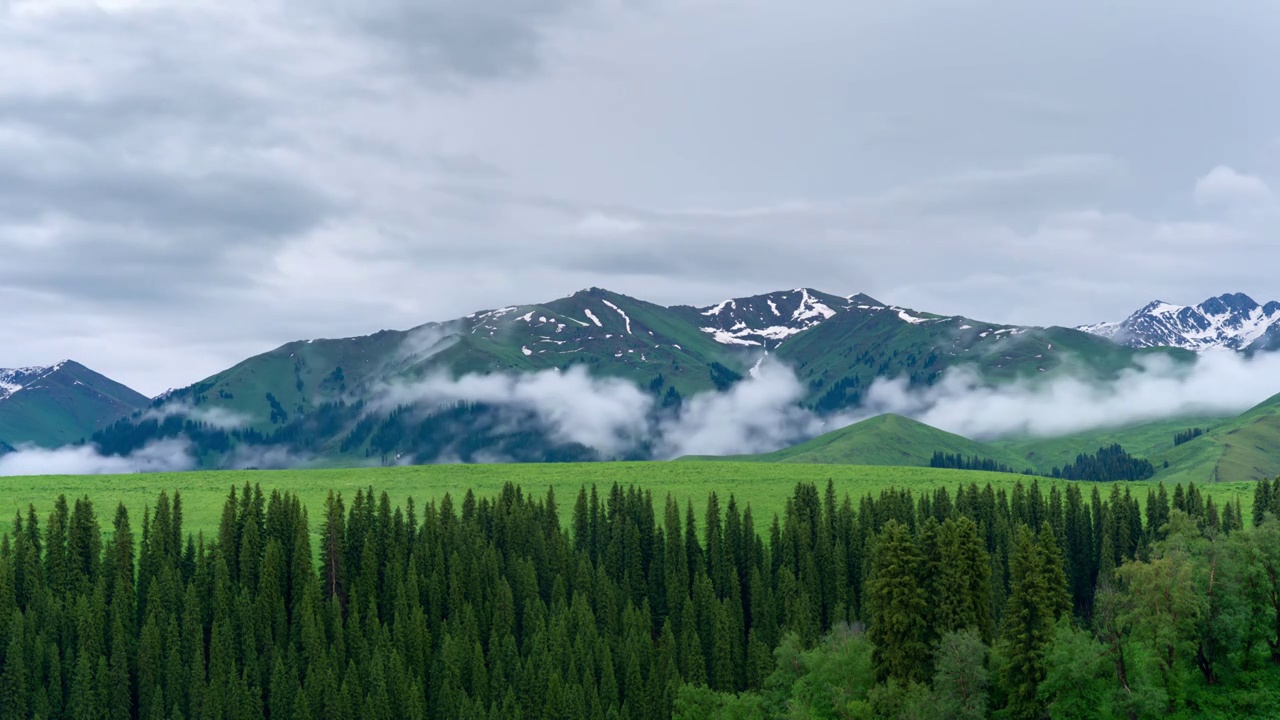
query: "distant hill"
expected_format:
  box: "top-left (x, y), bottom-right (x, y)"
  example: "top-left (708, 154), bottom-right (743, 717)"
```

top-left (1147, 392), bottom-right (1280, 484)
top-left (0, 361), bottom-right (151, 448)
top-left (685, 413), bottom-right (1031, 469)
top-left (993, 393), bottom-right (1280, 484)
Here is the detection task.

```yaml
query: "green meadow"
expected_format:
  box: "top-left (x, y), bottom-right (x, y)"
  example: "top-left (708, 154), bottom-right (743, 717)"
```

top-left (0, 461), bottom-right (1258, 540)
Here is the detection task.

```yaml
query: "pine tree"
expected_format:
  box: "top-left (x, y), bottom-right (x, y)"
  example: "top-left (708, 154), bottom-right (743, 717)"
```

top-left (1000, 527), bottom-right (1063, 720)
top-left (866, 520), bottom-right (929, 684)
top-left (0, 611), bottom-right (27, 720)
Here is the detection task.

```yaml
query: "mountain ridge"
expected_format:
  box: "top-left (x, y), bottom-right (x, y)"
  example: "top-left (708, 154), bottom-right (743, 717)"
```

top-left (1080, 292), bottom-right (1280, 351)
top-left (84, 285), bottom-right (1203, 469)
top-left (0, 360), bottom-right (151, 448)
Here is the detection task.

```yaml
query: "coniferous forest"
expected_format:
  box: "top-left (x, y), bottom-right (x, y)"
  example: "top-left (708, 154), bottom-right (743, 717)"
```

top-left (1, 477), bottom-right (1279, 720)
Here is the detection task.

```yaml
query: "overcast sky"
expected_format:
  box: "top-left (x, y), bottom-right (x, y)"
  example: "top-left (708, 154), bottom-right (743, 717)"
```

top-left (2, 0), bottom-right (1279, 395)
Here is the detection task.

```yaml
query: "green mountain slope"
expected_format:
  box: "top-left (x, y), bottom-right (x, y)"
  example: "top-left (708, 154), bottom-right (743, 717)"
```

top-left (1148, 392), bottom-right (1280, 484)
top-left (692, 413), bottom-right (1030, 468)
top-left (987, 393), bottom-right (1280, 484)
top-left (991, 414), bottom-right (1235, 475)
top-left (86, 287), bottom-right (1212, 468)
top-left (0, 361), bottom-right (151, 447)
top-left (777, 309), bottom-right (1192, 412)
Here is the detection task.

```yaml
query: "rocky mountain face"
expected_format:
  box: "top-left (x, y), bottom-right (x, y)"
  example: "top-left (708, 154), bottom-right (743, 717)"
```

top-left (1080, 293), bottom-right (1280, 352)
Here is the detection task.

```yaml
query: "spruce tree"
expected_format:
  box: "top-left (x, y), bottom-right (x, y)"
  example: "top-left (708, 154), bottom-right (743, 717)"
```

top-left (866, 520), bottom-right (929, 684)
top-left (1000, 527), bottom-right (1062, 720)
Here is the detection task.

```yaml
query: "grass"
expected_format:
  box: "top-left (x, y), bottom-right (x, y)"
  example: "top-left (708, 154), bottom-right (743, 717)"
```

top-left (684, 414), bottom-right (1029, 469)
top-left (0, 462), bottom-right (1257, 542)
top-left (991, 414), bottom-right (1234, 474)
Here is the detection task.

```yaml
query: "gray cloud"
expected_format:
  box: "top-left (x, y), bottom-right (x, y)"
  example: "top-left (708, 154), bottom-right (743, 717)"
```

top-left (326, 0), bottom-right (586, 83)
top-left (2, 0), bottom-right (1280, 395)
top-left (856, 351), bottom-right (1280, 440)
top-left (140, 402), bottom-right (254, 429)
top-left (0, 438), bottom-right (194, 477)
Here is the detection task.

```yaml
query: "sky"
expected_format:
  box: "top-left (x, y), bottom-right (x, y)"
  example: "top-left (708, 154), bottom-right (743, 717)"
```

top-left (2, 0), bottom-right (1279, 396)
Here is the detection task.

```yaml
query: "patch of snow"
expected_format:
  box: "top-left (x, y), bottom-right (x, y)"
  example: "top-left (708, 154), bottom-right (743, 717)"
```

top-left (521, 346), bottom-right (533, 356)
top-left (959, 325), bottom-right (973, 330)
top-left (896, 309), bottom-right (927, 324)
top-left (673, 344), bottom-right (682, 350)
top-left (755, 326), bottom-right (805, 340)
top-left (767, 299), bottom-right (780, 316)
top-left (518, 311), bottom-right (534, 323)
top-left (601, 299), bottom-right (632, 333)
top-left (792, 288), bottom-right (836, 322)
top-left (701, 328), bottom-right (762, 346)
top-left (584, 309), bottom-right (603, 327)
top-left (701, 299), bottom-right (735, 316)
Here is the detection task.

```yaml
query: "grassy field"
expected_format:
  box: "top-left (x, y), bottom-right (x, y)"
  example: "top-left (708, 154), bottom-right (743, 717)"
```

top-left (0, 462), bottom-right (1259, 541)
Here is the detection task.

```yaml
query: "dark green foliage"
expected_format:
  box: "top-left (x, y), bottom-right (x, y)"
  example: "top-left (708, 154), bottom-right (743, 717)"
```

top-left (1174, 428), bottom-right (1206, 446)
top-left (0, 478), bottom-right (1275, 719)
top-left (1051, 444), bottom-right (1156, 482)
top-left (930, 451), bottom-right (1030, 475)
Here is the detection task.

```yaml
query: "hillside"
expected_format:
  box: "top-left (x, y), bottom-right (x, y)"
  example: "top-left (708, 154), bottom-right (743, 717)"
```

top-left (86, 287), bottom-right (1198, 468)
top-left (990, 393), bottom-right (1280, 484)
top-left (1147, 391), bottom-right (1280, 484)
top-left (0, 361), bottom-right (150, 447)
top-left (693, 413), bottom-right (1030, 468)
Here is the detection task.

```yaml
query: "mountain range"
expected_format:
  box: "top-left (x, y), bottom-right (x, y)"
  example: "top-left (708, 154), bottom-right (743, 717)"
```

top-left (4, 289), bottom-right (1278, 480)
top-left (1079, 292), bottom-right (1280, 352)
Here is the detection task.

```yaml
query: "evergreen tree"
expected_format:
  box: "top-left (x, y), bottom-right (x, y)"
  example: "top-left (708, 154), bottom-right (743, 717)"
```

top-left (866, 520), bottom-right (929, 684)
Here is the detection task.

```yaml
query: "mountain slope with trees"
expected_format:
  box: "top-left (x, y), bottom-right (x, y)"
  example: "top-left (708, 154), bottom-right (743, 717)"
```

top-left (84, 287), bottom-right (1195, 468)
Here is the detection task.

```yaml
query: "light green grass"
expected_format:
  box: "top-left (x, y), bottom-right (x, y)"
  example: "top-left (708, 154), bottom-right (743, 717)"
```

top-left (991, 414), bottom-right (1232, 474)
top-left (684, 414), bottom-right (1029, 469)
top-left (0, 462), bottom-right (1257, 541)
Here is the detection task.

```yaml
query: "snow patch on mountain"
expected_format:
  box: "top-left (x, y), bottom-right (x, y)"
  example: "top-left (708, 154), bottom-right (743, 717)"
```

top-left (693, 288), bottom-right (856, 349)
top-left (600, 299), bottom-right (632, 334)
top-left (1081, 293), bottom-right (1280, 351)
top-left (0, 364), bottom-right (63, 401)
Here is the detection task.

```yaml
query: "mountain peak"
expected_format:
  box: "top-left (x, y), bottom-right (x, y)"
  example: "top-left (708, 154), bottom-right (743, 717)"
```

top-left (676, 288), bottom-right (854, 349)
top-left (1082, 292), bottom-right (1280, 351)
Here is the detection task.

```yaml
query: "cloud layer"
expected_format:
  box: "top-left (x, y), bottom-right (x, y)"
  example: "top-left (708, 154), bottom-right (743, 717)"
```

top-left (857, 350), bottom-right (1280, 440)
top-left (7, 347), bottom-right (1280, 475)
top-left (0, 438), bottom-right (194, 477)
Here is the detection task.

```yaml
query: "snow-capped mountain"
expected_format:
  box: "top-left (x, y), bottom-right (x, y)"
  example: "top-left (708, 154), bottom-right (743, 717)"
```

top-left (674, 288), bottom-right (943, 349)
top-left (1080, 293), bottom-right (1280, 351)
top-left (0, 363), bottom-right (66, 401)
top-left (0, 360), bottom-right (151, 447)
